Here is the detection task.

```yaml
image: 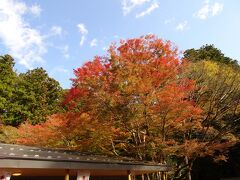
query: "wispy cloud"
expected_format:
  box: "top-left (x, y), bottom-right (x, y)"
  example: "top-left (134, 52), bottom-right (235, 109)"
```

top-left (50, 26), bottom-right (63, 36)
top-left (194, 0), bottom-right (210, 20)
top-left (194, 0), bottom-right (224, 20)
top-left (79, 36), bottom-right (86, 46)
top-left (122, 0), bottom-right (150, 15)
top-left (77, 23), bottom-right (88, 46)
top-left (0, 0), bottom-right (46, 69)
top-left (136, 1), bottom-right (159, 18)
top-left (176, 21), bottom-right (188, 31)
top-left (90, 38), bottom-right (98, 47)
top-left (212, 2), bottom-right (224, 16)
top-left (29, 4), bottom-right (41, 17)
top-left (77, 23), bottom-right (88, 34)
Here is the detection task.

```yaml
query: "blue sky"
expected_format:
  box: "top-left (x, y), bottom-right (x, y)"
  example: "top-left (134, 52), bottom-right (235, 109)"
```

top-left (0, 0), bottom-right (239, 88)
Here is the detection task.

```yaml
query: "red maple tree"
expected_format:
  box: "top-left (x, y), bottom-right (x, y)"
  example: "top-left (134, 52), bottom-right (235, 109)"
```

top-left (17, 35), bottom-right (210, 179)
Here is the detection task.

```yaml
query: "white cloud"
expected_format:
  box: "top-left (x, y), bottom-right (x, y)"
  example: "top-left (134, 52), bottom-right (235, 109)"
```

top-left (29, 4), bottom-right (41, 17)
top-left (0, 0), bottom-right (46, 69)
top-left (194, 0), bottom-right (224, 20)
top-left (194, 0), bottom-right (210, 20)
top-left (122, 0), bottom-right (150, 15)
top-left (79, 36), bottom-right (86, 46)
top-left (77, 23), bottom-right (88, 34)
top-left (50, 26), bottom-right (62, 36)
top-left (212, 2), bottom-right (224, 16)
top-left (77, 23), bottom-right (88, 46)
top-left (136, 1), bottom-right (159, 18)
top-left (176, 21), bottom-right (188, 31)
top-left (90, 38), bottom-right (98, 47)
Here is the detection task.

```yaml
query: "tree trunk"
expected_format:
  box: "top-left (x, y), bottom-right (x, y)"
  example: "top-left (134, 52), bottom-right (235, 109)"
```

top-left (185, 156), bottom-right (191, 180)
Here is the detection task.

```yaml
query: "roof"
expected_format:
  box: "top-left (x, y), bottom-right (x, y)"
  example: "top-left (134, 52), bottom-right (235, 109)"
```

top-left (0, 143), bottom-right (171, 176)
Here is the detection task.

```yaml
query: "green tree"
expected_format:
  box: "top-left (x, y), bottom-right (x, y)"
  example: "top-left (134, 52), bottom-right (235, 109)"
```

top-left (184, 44), bottom-right (239, 66)
top-left (0, 55), bottom-right (63, 125)
top-left (18, 67), bottom-right (63, 124)
top-left (0, 55), bottom-right (23, 125)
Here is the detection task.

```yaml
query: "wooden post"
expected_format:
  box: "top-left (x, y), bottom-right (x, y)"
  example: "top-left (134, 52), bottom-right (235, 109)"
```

top-left (65, 169), bottom-right (70, 180)
top-left (128, 171), bottom-right (132, 180)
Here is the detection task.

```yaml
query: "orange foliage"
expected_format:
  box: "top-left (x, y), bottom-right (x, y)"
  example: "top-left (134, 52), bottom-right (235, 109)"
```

top-left (17, 35), bottom-right (204, 160)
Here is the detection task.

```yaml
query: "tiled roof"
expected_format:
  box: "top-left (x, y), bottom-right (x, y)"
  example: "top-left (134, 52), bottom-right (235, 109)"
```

top-left (0, 143), bottom-right (171, 174)
top-left (0, 143), bottom-right (134, 164)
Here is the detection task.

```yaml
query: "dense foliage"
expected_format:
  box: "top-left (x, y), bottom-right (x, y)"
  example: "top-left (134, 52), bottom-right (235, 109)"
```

top-left (18, 68), bottom-right (63, 124)
top-left (18, 36), bottom-right (202, 159)
top-left (15, 36), bottom-right (240, 179)
top-left (0, 36), bottom-right (239, 180)
top-left (0, 55), bottom-right (20, 125)
top-left (184, 44), bottom-right (239, 67)
top-left (0, 55), bottom-right (63, 125)
top-left (184, 47), bottom-right (240, 179)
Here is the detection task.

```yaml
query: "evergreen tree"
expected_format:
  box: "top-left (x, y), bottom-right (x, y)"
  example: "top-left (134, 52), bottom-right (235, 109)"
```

top-left (18, 68), bottom-right (63, 124)
top-left (0, 55), bottom-right (23, 125)
top-left (0, 55), bottom-right (63, 125)
top-left (184, 44), bottom-right (239, 67)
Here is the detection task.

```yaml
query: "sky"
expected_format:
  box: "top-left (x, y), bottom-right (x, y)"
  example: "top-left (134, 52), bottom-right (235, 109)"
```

top-left (0, 0), bottom-right (240, 88)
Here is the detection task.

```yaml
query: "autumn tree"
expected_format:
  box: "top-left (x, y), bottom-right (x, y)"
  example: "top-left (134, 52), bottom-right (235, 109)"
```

top-left (16, 112), bottom-right (116, 153)
top-left (16, 35), bottom-right (238, 180)
top-left (187, 61), bottom-right (240, 130)
top-left (17, 35), bottom-right (200, 175)
top-left (169, 60), bottom-right (240, 179)
top-left (184, 44), bottom-right (240, 179)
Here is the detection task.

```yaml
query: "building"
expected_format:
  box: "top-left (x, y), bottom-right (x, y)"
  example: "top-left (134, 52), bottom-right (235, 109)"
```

top-left (0, 143), bottom-right (171, 180)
